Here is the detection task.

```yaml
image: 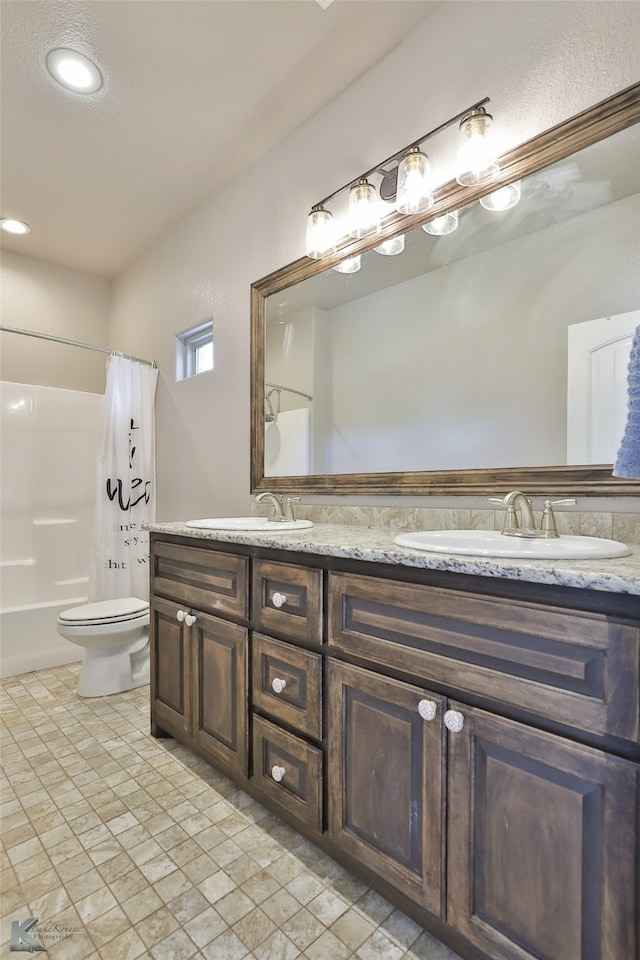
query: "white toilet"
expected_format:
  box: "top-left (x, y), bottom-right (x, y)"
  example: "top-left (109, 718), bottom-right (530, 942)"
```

top-left (57, 597), bottom-right (150, 698)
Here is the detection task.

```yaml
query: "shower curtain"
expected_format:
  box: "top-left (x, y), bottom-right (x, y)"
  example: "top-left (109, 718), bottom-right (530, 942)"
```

top-left (89, 356), bottom-right (159, 601)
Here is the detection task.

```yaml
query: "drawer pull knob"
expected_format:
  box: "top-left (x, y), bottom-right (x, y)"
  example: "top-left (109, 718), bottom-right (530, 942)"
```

top-left (444, 710), bottom-right (465, 733)
top-left (271, 765), bottom-right (286, 782)
top-left (418, 699), bottom-right (437, 721)
top-left (272, 592), bottom-right (287, 608)
top-left (176, 609), bottom-right (187, 622)
top-left (184, 613), bottom-right (197, 627)
top-left (271, 677), bottom-right (287, 694)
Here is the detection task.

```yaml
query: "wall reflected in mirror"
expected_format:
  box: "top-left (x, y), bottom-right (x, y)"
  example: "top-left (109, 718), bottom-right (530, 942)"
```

top-left (264, 123), bottom-right (639, 478)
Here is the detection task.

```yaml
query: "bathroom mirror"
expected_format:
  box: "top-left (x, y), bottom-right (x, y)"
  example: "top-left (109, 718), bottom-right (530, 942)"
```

top-left (251, 84), bottom-right (640, 496)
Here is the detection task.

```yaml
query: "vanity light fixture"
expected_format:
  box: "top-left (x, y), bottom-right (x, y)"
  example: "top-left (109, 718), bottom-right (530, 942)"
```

top-left (305, 205), bottom-right (337, 259)
top-left (348, 178), bottom-right (382, 239)
top-left (0, 218), bottom-right (31, 235)
top-left (46, 48), bottom-right (103, 94)
top-left (422, 210), bottom-right (458, 236)
top-left (375, 234), bottom-right (405, 256)
top-left (396, 147), bottom-right (434, 214)
top-left (479, 180), bottom-right (522, 211)
top-left (456, 107), bottom-right (500, 186)
top-left (332, 254), bottom-right (361, 274)
top-left (304, 96), bottom-right (498, 259)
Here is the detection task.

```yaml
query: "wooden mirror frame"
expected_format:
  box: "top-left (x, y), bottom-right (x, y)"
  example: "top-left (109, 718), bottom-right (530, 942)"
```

top-left (251, 83), bottom-right (640, 497)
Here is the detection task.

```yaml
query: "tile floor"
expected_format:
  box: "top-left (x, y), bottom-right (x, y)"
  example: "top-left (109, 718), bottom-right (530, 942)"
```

top-left (1, 663), bottom-right (463, 960)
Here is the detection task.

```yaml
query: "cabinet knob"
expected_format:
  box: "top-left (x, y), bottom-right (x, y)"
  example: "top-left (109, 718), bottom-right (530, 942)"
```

top-left (176, 609), bottom-right (187, 622)
top-left (444, 710), bottom-right (465, 733)
top-left (417, 699), bottom-right (437, 721)
top-left (271, 592), bottom-right (287, 608)
top-left (184, 613), bottom-right (197, 627)
top-left (271, 677), bottom-right (287, 694)
top-left (271, 765), bottom-right (286, 782)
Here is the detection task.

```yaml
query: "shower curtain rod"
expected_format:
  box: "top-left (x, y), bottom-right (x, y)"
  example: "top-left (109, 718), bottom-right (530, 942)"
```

top-left (0, 325), bottom-right (157, 367)
top-left (265, 381), bottom-right (312, 401)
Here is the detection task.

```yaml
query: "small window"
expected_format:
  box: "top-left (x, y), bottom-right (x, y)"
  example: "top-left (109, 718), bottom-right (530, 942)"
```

top-left (176, 321), bottom-right (213, 380)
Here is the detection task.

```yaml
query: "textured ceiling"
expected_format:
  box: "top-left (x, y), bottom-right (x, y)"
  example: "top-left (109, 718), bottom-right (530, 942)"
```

top-left (0, 0), bottom-right (441, 278)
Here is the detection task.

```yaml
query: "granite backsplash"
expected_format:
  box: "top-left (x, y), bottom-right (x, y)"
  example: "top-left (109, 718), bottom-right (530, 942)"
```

top-left (253, 501), bottom-right (640, 546)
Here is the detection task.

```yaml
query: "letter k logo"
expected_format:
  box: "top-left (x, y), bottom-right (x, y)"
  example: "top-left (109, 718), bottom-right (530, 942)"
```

top-left (10, 918), bottom-right (46, 952)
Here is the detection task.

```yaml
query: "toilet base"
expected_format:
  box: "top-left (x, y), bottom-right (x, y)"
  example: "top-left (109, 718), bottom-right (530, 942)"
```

top-left (77, 634), bottom-right (150, 698)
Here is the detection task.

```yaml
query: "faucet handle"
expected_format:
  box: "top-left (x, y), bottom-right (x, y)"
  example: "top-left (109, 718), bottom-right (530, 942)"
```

top-left (488, 496), bottom-right (519, 533)
top-left (284, 496), bottom-right (301, 521)
top-left (541, 497), bottom-right (576, 538)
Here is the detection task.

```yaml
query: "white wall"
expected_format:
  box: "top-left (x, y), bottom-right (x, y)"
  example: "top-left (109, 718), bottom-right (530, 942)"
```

top-left (106, 1), bottom-right (640, 519)
top-left (0, 251), bottom-right (110, 393)
top-left (327, 194), bottom-right (638, 473)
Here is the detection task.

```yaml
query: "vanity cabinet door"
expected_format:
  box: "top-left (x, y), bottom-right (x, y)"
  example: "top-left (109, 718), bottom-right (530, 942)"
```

top-left (328, 660), bottom-right (445, 917)
top-left (447, 702), bottom-right (638, 960)
top-left (150, 596), bottom-right (193, 740)
top-left (192, 610), bottom-right (248, 780)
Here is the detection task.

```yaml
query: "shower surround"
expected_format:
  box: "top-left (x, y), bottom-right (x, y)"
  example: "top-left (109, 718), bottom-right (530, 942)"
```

top-left (0, 381), bottom-right (103, 677)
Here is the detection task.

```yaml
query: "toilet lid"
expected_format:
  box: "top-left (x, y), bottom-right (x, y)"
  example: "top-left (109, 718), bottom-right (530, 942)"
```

top-left (58, 597), bottom-right (149, 625)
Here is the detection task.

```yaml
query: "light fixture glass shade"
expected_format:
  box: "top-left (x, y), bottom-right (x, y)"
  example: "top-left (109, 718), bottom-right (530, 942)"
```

top-left (479, 180), bottom-right (521, 211)
top-left (422, 210), bottom-right (458, 236)
top-left (46, 48), bottom-right (103, 93)
top-left (0, 218), bottom-right (31, 235)
top-left (305, 205), bottom-right (336, 259)
top-left (348, 178), bottom-right (381, 239)
top-left (396, 148), bottom-right (434, 214)
top-left (332, 255), bottom-right (361, 274)
top-left (456, 108), bottom-right (499, 186)
top-left (375, 234), bottom-right (405, 256)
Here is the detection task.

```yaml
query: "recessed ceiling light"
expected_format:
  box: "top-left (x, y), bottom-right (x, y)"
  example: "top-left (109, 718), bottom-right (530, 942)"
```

top-left (46, 48), bottom-right (103, 94)
top-left (0, 219), bottom-right (31, 235)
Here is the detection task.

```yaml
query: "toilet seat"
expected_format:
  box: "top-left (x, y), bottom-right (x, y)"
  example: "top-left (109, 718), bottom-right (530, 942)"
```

top-left (58, 597), bottom-right (149, 627)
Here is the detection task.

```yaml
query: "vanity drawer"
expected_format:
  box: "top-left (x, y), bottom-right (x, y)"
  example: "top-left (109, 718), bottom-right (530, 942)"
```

top-left (252, 633), bottom-right (322, 740)
top-left (253, 560), bottom-right (323, 647)
top-left (328, 572), bottom-right (640, 743)
top-left (252, 715), bottom-right (323, 833)
top-left (151, 540), bottom-right (249, 621)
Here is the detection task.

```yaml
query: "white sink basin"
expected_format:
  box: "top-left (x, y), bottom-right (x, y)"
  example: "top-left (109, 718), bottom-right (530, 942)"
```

top-left (185, 517), bottom-right (313, 532)
top-left (393, 529), bottom-right (631, 560)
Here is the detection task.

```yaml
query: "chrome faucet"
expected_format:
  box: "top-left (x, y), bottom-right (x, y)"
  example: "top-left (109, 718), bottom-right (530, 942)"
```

top-left (254, 491), bottom-right (301, 522)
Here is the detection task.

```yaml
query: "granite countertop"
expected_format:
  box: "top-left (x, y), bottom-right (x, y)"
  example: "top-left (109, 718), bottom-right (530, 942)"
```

top-left (145, 521), bottom-right (640, 596)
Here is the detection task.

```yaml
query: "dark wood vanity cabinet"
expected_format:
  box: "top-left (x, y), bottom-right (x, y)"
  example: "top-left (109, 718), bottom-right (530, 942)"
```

top-left (447, 704), bottom-right (638, 960)
top-left (250, 559), bottom-right (325, 834)
top-left (327, 570), bottom-right (639, 960)
top-left (150, 594), bottom-right (192, 739)
top-left (149, 533), bottom-right (639, 960)
top-left (150, 597), bottom-right (249, 779)
top-left (150, 540), bottom-right (249, 779)
top-left (328, 660), bottom-right (446, 918)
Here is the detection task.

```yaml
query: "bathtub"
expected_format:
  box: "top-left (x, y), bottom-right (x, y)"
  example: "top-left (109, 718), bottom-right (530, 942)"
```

top-left (0, 382), bottom-right (103, 679)
top-left (0, 596), bottom-right (83, 678)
